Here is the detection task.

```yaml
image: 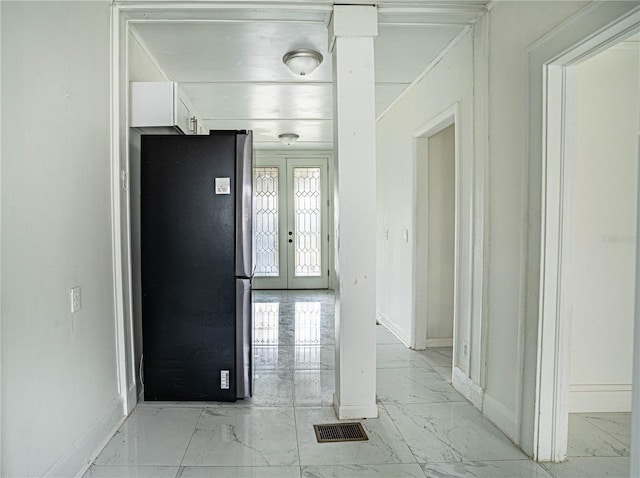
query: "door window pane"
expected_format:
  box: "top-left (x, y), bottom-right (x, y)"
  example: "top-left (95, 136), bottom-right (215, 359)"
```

top-left (253, 167), bottom-right (279, 277)
top-left (293, 167), bottom-right (322, 277)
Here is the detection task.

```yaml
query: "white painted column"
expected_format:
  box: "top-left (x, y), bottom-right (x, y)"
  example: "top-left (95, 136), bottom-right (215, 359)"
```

top-left (329, 5), bottom-right (378, 419)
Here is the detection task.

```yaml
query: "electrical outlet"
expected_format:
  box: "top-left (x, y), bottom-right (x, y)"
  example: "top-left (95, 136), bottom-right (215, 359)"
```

top-left (70, 287), bottom-right (81, 314)
top-left (463, 342), bottom-right (468, 357)
top-left (403, 229), bottom-right (409, 242)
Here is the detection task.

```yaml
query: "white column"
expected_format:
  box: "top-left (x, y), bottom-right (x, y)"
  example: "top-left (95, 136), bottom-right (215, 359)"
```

top-left (329, 5), bottom-right (378, 419)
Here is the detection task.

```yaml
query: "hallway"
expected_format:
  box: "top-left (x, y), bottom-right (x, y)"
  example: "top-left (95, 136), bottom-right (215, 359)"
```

top-left (84, 291), bottom-right (630, 478)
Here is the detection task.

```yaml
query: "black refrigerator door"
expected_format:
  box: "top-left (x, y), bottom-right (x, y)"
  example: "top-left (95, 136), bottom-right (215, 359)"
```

top-left (141, 134), bottom-right (238, 401)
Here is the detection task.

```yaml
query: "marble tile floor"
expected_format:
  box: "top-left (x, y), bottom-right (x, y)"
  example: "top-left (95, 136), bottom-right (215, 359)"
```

top-left (85, 290), bottom-right (631, 478)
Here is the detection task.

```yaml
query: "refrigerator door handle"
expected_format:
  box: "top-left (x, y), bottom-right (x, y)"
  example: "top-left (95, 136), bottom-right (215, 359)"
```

top-left (235, 131), bottom-right (253, 278)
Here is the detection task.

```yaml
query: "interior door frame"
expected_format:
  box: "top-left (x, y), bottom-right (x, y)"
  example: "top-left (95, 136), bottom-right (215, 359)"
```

top-left (412, 105), bottom-right (459, 351)
top-left (253, 153), bottom-right (333, 290)
top-left (533, 5), bottom-right (640, 462)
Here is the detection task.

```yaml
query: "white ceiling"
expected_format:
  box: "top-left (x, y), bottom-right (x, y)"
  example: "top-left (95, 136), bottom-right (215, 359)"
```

top-left (128, 2), bottom-right (488, 149)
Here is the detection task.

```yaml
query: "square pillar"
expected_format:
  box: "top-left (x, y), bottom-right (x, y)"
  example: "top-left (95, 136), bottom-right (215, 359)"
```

top-left (330, 5), bottom-right (378, 419)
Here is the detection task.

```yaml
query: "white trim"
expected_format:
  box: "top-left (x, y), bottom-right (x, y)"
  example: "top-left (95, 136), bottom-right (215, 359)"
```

top-left (569, 384), bottom-right (632, 413)
top-left (411, 133), bottom-right (428, 350)
top-left (117, 2), bottom-right (333, 14)
top-left (127, 382), bottom-right (138, 412)
top-left (122, 15), bottom-right (139, 417)
top-left (44, 397), bottom-right (124, 478)
top-left (377, 27), bottom-right (471, 122)
top-left (532, 2), bottom-right (640, 463)
top-left (483, 392), bottom-right (518, 443)
top-left (452, 366), bottom-right (484, 410)
top-left (333, 394), bottom-right (379, 420)
top-left (110, 3), bottom-right (131, 417)
top-left (426, 338), bottom-right (453, 348)
top-left (472, 10), bottom-right (489, 397)
top-left (376, 311), bottom-right (411, 347)
top-left (536, 63), bottom-right (577, 463)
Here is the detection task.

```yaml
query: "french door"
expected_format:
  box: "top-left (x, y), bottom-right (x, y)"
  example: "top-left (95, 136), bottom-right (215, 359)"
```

top-left (253, 157), bottom-right (329, 289)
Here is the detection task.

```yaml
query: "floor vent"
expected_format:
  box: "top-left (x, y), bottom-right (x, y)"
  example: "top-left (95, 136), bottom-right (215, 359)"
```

top-left (313, 422), bottom-right (369, 443)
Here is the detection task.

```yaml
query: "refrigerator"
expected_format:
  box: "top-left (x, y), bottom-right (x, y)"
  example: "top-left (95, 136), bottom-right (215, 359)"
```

top-left (141, 130), bottom-right (253, 402)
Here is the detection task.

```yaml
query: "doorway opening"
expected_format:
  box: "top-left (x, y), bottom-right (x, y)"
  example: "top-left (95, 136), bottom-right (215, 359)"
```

top-left (562, 38), bottom-right (638, 468)
top-left (412, 104), bottom-right (459, 384)
top-left (535, 17), bottom-right (640, 466)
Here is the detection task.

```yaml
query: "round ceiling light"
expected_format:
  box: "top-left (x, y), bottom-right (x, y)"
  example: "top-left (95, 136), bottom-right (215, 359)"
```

top-left (282, 49), bottom-right (323, 76)
top-left (278, 133), bottom-right (300, 145)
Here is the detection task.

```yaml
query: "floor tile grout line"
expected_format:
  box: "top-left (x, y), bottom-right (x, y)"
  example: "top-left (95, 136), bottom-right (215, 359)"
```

top-left (177, 407), bottom-right (205, 470)
top-left (376, 400), bottom-right (423, 467)
top-left (576, 414), bottom-right (632, 448)
top-left (293, 401), bottom-right (304, 474)
top-left (569, 414), bottom-right (631, 455)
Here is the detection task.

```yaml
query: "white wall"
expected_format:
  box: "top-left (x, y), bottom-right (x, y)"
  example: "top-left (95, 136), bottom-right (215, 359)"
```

top-left (377, 0), bottom-right (602, 450)
top-left (376, 30), bottom-right (474, 364)
top-left (425, 124), bottom-right (455, 344)
top-left (481, 1), bottom-right (589, 443)
top-left (569, 43), bottom-right (639, 413)
top-left (1, 2), bottom-right (122, 476)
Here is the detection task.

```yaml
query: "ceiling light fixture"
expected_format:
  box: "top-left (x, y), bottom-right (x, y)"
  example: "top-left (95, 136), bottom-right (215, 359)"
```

top-left (278, 133), bottom-right (299, 146)
top-left (282, 49), bottom-right (323, 76)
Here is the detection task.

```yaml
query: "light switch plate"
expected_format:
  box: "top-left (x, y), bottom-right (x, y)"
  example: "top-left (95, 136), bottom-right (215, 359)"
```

top-left (70, 287), bottom-right (81, 314)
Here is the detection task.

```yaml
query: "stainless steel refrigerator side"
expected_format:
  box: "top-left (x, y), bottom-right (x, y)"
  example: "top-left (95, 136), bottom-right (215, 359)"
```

top-left (236, 278), bottom-right (252, 398)
top-left (235, 131), bottom-right (253, 279)
top-left (235, 130), bottom-right (253, 399)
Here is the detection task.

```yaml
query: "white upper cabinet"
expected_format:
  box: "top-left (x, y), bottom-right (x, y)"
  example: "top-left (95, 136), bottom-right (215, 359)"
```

top-left (130, 81), bottom-right (204, 135)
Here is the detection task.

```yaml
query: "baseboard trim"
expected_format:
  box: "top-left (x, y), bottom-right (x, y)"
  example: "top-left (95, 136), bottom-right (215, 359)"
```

top-left (44, 396), bottom-right (125, 478)
top-left (452, 366), bottom-right (484, 410)
top-left (127, 381), bottom-right (138, 414)
top-left (569, 384), bottom-right (632, 412)
top-left (333, 394), bottom-right (379, 420)
top-left (482, 392), bottom-right (518, 443)
top-left (376, 311), bottom-right (411, 346)
top-left (426, 337), bottom-right (454, 348)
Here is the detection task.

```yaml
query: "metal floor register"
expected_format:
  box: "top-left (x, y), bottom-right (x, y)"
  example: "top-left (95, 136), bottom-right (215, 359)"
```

top-left (313, 422), bottom-right (369, 443)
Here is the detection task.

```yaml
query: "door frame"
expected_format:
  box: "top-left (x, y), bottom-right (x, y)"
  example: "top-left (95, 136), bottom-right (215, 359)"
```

top-left (533, 5), bottom-right (640, 462)
top-left (411, 103), bottom-right (460, 354)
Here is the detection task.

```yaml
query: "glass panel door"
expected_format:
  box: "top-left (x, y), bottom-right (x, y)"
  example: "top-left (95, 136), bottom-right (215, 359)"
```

top-left (253, 158), bottom-right (287, 289)
top-left (287, 159), bottom-right (328, 288)
top-left (253, 167), bottom-right (281, 277)
top-left (253, 157), bottom-right (329, 289)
